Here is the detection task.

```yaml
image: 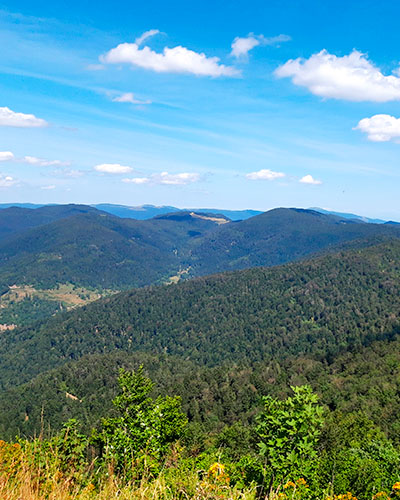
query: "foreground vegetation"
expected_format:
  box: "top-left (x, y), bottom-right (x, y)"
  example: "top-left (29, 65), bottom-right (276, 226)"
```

top-left (1, 368), bottom-right (399, 499)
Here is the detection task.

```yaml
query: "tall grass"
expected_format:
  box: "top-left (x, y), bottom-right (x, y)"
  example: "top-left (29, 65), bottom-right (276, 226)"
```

top-left (0, 438), bottom-right (257, 499)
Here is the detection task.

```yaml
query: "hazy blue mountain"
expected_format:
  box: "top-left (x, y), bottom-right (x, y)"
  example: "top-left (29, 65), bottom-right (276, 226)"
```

top-left (310, 207), bottom-right (388, 224)
top-left (93, 204), bottom-right (262, 221)
top-left (0, 204), bottom-right (104, 241)
top-left (0, 203), bottom-right (261, 221)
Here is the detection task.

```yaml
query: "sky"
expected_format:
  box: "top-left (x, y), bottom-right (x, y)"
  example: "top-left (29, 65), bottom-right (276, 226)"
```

top-left (1, 0), bottom-right (400, 219)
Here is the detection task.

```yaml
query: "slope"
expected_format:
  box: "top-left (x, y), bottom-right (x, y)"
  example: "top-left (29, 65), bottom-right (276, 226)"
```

top-left (1, 240), bottom-right (400, 393)
top-left (187, 208), bottom-right (400, 275)
top-left (0, 204), bottom-right (104, 242)
top-left (0, 211), bottom-right (227, 290)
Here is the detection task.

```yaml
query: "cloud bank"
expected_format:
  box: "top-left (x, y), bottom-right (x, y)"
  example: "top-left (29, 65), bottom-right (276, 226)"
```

top-left (276, 50), bottom-right (400, 102)
top-left (246, 169), bottom-right (285, 180)
top-left (299, 174), bottom-right (322, 185)
top-left (101, 31), bottom-right (239, 77)
top-left (123, 171), bottom-right (200, 186)
top-left (0, 107), bottom-right (48, 127)
top-left (94, 163), bottom-right (133, 174)
top-left (355, 114), bottom-right (400, 142)
top-left (0, 151), bottom-right (14, 162)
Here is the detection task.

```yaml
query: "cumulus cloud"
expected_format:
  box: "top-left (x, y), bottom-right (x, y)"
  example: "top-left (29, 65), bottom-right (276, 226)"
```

top-left (23, 156), bottom-right (70, 167)
top-left (112, 92), bottom-right (151, 105)
top-left (122, 177), bottom-right (150, 184)
top-left (123, 171), bottom-right (200, 186)
top-left (94, 163), bottom-right (133, 174)
top-left (157, 171), bottom-right (200, 185)
top-left (41, 184), bottom-right (56, 190)
top-left (0, 174), bottom-right (15, 187)
top-left (101, 31), bottom-right (239, 77)
top-left (355, 114), bottom-right (400, 142)
top-left (299, 174), bottom-right (322, 185)
top-left (0, 107), bottom-right (47, 127)
top-left (275, 50), bottom-right (400, 102)
top-left (246, 169), bottom-right (285, 180)
top-left (231, 35), bottom-right (261, 58)
top-left (231, 33), bottom-right (290, 58)
top-left (0, 151), bottom-right (14, 162)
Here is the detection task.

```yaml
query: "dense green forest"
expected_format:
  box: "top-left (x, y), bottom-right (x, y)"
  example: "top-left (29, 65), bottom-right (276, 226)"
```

top-left (1, 239), bottom-right (400, 438)
top-left (1, 232), bottom-right (400, 498)
top-left (0, 205), bottom-right (399, 294)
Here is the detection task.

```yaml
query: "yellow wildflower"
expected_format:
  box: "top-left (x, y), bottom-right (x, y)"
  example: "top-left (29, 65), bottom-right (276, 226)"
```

top-left (208, 462), bottom-right (225, 476)
top-left (296, 477), bottom-right (309, 488)
top-left (284, 481), bottom-right (296, 489)
top-left (393, 483), bottom-right (400, 491)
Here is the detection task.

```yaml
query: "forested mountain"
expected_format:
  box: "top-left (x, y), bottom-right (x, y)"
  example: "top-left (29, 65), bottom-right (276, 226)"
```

top-left (0, 206), bottom-right (399, 293)
top-left (0, 204), bottom-right (103, 242)
top-left (0, 205), bottom-right (400, 330)
top-left (0, 210), bottom-right (227, 289)
top-left (187, 208), bottom-right (400, 275)
top-left (2, 333), bottom-right (400, 442)
top-left (0, 203), bottom-right (263, 221)
top-left (1, 239), bottom-right (400, 439)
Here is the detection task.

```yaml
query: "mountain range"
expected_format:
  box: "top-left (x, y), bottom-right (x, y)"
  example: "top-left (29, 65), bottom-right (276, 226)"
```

top-left (0, 204), bottom-right (399, 293)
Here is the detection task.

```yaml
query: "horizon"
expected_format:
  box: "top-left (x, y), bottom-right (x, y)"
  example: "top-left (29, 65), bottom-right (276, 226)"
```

top-left (0, 201), bottom-right (395, 222)
top-left (1, 1), bottom-right (400, 219)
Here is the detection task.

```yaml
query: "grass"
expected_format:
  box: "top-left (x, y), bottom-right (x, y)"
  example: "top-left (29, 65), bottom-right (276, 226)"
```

top-left (0, 439), bottom-right (257, 500)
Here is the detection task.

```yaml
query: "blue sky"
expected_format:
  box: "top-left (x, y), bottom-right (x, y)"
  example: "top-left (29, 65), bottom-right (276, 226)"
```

top-left (1, 0), bottom-right (400, 219)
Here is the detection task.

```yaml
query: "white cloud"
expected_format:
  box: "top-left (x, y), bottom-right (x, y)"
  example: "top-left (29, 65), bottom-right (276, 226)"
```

top-left (157, 171), bottom-right (200, 185)
top-left (0, 107), bottom-right (47, 127)
top-left (231, 33), bottom-right (290, 58)
top-left (41, 184), bottom-right (56, 190)
top-left (94, 163), bottom-right (133, 174)
top-left (275, 50), bottom-right (400, 102)
top-left (355, 114), bottom-right (400, 142)
top-left (112, 92), bottom-right (151, 105)
top-left (122, 177), bottom-right (150, 184)
top-left (246, 168), bottom-right (285, 180)
top-left (101, 32), bottom-right (240, 77)
top-left (231, 36), bottom-right (261, 58)
top-left (135, 29), bottom-right (160, 46)
top-left (299, 174), bottom-right (322, 185)
top-left (0, 174), bottom-right (15, 187)
top-left (23, 156), bottom-right (70, 167)
top-left (123, 171), bottom-right (200, 186)
top-left (0, 151), bottom-right (14, 162)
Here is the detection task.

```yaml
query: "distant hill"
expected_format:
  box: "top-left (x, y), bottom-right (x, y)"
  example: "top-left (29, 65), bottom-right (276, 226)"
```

top-left (1, 239), bottom-right (400, 389)
top-left (0, 210), bottom-right (225, 289)
top-left (0, 207), bottom-right (399, 293)
top-left (93, 204), bottom-right (262, 221)
top-left (0, 203), bottom-right (261, 221)
top-left (0, 204), bottom-right (103, 241)
top-left (187, 208), bottom-right (400, 276)
top-left (1, 240), bottom-right (400, 437)
top-left (310, 207), bottom-right (388, 224)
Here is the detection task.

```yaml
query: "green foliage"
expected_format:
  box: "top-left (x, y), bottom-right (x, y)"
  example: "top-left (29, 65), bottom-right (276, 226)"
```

top-left (314, 412), bottom-right (400, 499)
top-left (93, 367), bottom-right (187, 476)
top-left (3, 240), bottom-right (400, 395)
top-left (51, 419), bottom-right (89, 476)
top-left (256, 385), bottom-right (324, 479)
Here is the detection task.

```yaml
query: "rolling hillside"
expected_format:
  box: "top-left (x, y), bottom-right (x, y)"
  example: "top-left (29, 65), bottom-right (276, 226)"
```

top-left (1, 239), bottom-right (400, 389)
top-left (1, 240), bottom-right (400, 439)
